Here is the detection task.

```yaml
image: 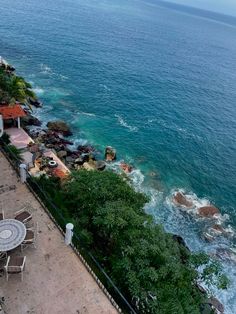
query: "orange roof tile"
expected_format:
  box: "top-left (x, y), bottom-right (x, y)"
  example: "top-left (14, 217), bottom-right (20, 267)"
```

top-left (52, 168), bottom-right (69, 179)
top-left (0, 104), bottom-right (27, 119)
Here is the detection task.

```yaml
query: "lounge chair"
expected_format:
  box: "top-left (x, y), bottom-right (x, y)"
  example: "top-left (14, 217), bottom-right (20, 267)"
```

top-left (4, 256), bottom-right (26, 281)
top-left (14, 209), bottom-right (32, 224)
top-left (21, 223), bottom-right (38, 251)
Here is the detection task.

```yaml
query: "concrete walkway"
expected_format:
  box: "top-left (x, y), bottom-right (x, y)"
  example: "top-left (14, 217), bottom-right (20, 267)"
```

top-left (0, 151), bottom-right (118, 314)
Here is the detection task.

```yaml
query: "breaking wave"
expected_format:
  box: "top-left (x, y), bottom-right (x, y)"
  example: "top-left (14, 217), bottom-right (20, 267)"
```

top-left (115, 114), bottom-right (138, 132)
top-left (40, 63), bottom-right (69, 81)
top-left (33, 87), bottom-right (45, 95)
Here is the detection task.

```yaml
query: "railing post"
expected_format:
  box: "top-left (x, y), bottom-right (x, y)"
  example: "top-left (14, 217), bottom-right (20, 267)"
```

top-left (65, 223), bottom-right (74, 245)
top-left (19, 163), bottom-right (27, 183)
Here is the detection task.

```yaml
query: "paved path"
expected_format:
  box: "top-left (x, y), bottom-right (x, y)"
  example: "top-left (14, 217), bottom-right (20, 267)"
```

top-left (0, 151), bottom-right (118, 314)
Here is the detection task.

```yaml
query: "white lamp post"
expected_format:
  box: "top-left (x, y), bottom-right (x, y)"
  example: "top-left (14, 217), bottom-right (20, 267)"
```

top-left (65, 223), bottom-right (74, 245)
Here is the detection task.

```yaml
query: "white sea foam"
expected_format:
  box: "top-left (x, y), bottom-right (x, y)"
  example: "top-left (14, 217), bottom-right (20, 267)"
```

top-left (79, 111), bottom-right (96, 117)
top-left (58, 74), bottom-right (69, 80)
top-left (33, 87), bottom-right (45, 95)
top-left (115, 114), bottom-right (138, 132)
top-left (40, 63), bottom-right (53, 74)
top-left (70, 138), bottom-right (88, 150)
top-left (99, 84), bottom-right (111, 91)
top-left (40, 63), bottom-right (69, 81)
top-left (129, 168), bottom-right (145, 190)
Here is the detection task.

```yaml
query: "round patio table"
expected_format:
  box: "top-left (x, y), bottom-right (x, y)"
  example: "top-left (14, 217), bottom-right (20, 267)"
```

top-left (0, 219), bottom-right (26, 252)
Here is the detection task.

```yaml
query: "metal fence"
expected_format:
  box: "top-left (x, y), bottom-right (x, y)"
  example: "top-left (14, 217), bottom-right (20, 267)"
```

top-left (0, 140), bottom-right (137, 314)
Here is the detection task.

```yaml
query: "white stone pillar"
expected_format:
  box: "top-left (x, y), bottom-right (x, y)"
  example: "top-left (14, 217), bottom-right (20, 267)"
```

top-left (19, 163), bottom-right (27, 183)
top-left (0, 114), bottom-right (3, 138)
top-left (17, 117), bottom-right (21, 129)
top-left (65, 223), bottom-right (74, 245)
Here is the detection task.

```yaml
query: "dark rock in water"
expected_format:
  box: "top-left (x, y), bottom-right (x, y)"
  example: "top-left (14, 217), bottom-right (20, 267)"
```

top-left (173, 192), bottom-right (193, 208)
top-left (198, 285), bottom-right (224, 314)
top-left (105, 146), bottom-right (116, 161)
top-left (207, 297), bottom-right (224, 314)
top-left (172, 235), bottom-right (190, 251)
top-left (77, 145), bottom-right (95, 154)
top-left (47, 120), bottom-right (72, 137)
top-left (198, 206), bottom-right (219, 218)
top-left (75, 157), bottom-right (84, 165)
top-left (120, 162), bottom-right (133, 173)
top-left (21, 115), bottom-right (42, 127)
top-left (81, 154), bottom-right (90, 163)
top-left (96, 160), bottom-right (106, 171)
top-left (202, 231), bottom-right (215, 242)
top-left (216, 248), bottom-right (236, 264)
top-left (28, 97), bottom-right (43, 108)
top-left (60, 138), bottom-right (73, 146)
top-left (7, 65), bottom-right (15, 72)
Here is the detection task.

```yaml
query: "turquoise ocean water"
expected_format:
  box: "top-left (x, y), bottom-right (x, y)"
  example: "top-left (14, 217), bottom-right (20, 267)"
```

top-left (0, 0), bottom-right (236, 311)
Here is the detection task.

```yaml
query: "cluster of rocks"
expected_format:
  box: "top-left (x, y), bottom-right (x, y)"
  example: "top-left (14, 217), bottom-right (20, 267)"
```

top-left (22, 102), bottom-right (135, 174)
top-left (173, 192), bottom-right (220, 218)
top-left (173, 191), bottom-right (235, 256)
top-left (23, 116), bottom-right (113, 172)
top-left (0, 60), bottom-right (15, 73)
top-left (47, 120), bottom-right (73, 137)
top-left (21, 114), bottom-right (42, 127)
top-left (28, 97), bottom-right (43, 108)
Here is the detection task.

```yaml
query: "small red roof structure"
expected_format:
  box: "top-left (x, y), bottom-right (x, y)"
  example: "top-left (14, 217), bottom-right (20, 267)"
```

top-left (0, 104), bottom-right (26, 120)
top-left (52, 168), bottom-right (69, 179)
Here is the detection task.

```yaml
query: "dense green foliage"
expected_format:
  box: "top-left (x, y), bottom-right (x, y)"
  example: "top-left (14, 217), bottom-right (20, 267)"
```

top-left (35, 170), bottom-right (228, 314)
top-left (0, 67), bottom-right (35, 105)
top-left (1, 132), bottom-right (10, 145)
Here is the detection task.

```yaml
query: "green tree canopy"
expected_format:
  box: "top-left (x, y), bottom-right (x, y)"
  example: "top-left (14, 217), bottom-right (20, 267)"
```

top-left (0, 67), bottom-right (35, 106)
top-left (35, 169), bottom-right (228, 314)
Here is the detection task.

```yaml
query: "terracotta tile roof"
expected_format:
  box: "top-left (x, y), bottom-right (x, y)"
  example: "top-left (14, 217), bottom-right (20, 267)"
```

top-left (0, 104), bottom-right (26, 119)
top-left (52, 168), bottom-right (69, 179)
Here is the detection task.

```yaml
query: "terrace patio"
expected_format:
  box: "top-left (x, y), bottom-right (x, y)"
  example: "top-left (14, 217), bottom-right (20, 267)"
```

top-left (5, 127), bottom-right (34, 150)
top-left (0, 151), bottom-right (118, 314)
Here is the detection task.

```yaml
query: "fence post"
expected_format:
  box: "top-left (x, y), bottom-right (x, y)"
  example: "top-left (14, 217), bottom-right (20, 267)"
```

top-left (19, 163), bottom-right (27, 183)
top-left (65, 223), bottom-right (74, 245)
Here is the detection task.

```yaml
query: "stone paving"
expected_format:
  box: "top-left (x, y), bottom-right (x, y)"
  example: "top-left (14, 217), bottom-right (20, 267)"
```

top-left (0, 151), bottom-right (118, 314)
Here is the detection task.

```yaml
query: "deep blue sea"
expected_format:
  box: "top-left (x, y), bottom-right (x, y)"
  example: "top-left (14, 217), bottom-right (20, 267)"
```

top-left (1, 0), bottom-right (236, 311)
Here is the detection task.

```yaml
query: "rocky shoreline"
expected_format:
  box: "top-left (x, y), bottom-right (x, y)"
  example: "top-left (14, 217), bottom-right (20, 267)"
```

top-left (21, 101), bottom-right (136, 176)
top-left (20, 100), bottom-right (229, 314)
top-left (1, 57), bottom-right (228, 313)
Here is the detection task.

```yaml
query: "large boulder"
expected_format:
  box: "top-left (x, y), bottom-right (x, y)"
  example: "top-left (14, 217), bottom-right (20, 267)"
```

top-left (120, 162), bottom-right (133, 173)
top-left (105, 146), bottom-right (116, 161)
top-left (57, 150), bottom-right (67, 159)
top-left (83, 161), bottom-right (96, 171)
top-left (28, 97), bottom-right (43, 108)
top-left (172, 235), bottom-right (190, 251)
top-left (198, 206), bottom-right (219, 218)
top-left (173, 192), bottom-right (193, 208)
top-left (207, 297), bottom-right (224, 314)
top-left (47, 120), bottom-right (72, 137)
top-left (96, 160), bottom-right (106, 171)
top-left (75, 157), bottom-right (84, 165)
top-left (21, 115), bottom-right (42, 127)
